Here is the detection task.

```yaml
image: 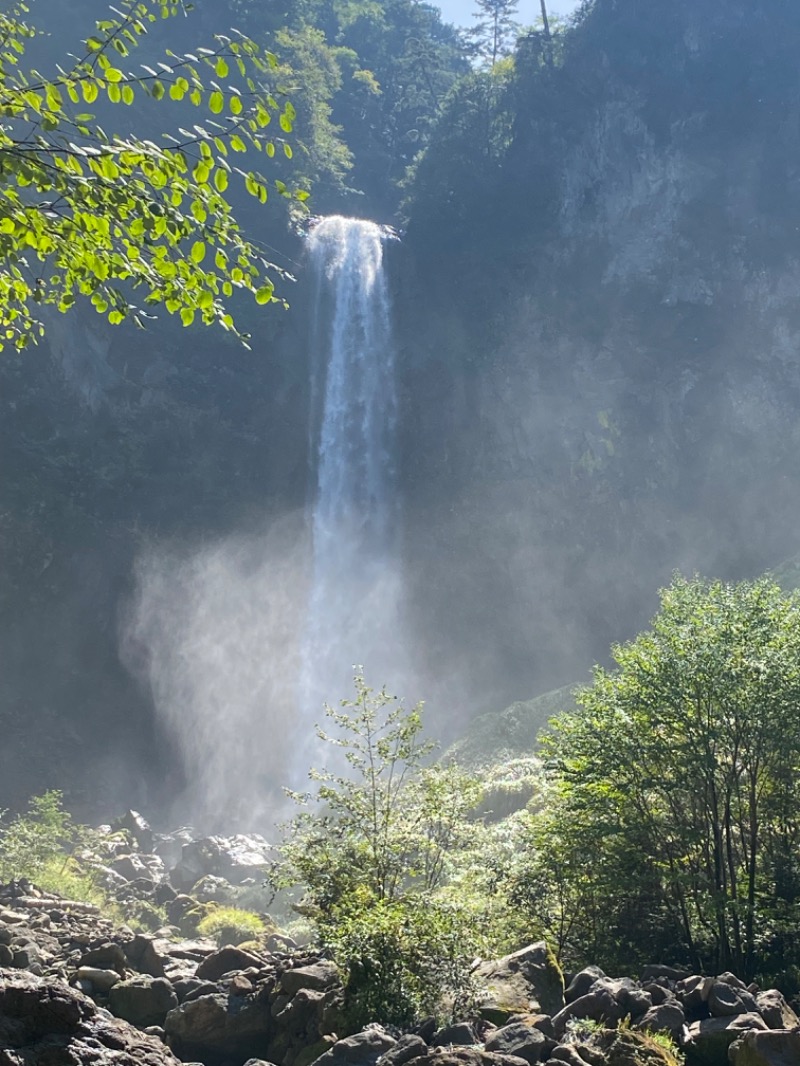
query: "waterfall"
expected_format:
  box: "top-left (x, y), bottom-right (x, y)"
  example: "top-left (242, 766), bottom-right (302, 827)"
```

top-left (301, 216), bottom-right (404, 731)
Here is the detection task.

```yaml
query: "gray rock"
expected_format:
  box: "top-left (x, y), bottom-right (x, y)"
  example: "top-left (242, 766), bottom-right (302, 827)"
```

top-left (754, 989), bottom-right (800, 1030)
top-left (433, 1023), bottom-right (477, 1047)
top-left (545, 1048), bottom-right (586, 1066)
top-left (564, 967), bottom-right (606, 1004)
top-left (112, 810), bottom-right (155, 853)
top-left (196, 946), bottom-right (264, 981)
top-left (484, 1022), bottom-right (549, 1064)
top-left (640, 964), bottom-right (691, 982)
top-left (75, 965), bottom-right (120, 993)
top-left (676, 974), bottom-right (714, 1013)
top-left (307, 1027), bottom-right (397, 1066)
top-left (164, 992), bottom-right (273, 1060)
top-left (78, 941), bottom-right (128, 975)
top-left (404, 1051), bottom-right (530, 1066)
top-left (551, 987), bottom-right (619, 1036)
top-left (707, 979), bottom-right (758, 1018)
top-left (0, 944), bottom-right (13, 966)
top-left (281, 961), bottom-right (340, 996)
top-left (633, 1000), bottom-right (686, 1040)
top-left (377, 1035), bottom-right (429, 1066)
top-left (0, 967), bottom-right (180, 1066)
top-left (685, 1013), bottom-right (769, 1065)
top-left (108, 974), bottom-right (178, 1027)
top-left (474, 943), bottom-right (565, 1023)
top-left (730, 1029), bottom-right (800, 1065)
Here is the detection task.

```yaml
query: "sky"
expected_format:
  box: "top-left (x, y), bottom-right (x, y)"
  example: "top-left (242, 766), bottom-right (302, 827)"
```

top-left (436, 0), bottom-right (581, 29)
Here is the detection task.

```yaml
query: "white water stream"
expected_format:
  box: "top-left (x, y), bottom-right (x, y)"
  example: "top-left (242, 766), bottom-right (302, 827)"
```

top-left (300, 216), bottom-right (406, 729)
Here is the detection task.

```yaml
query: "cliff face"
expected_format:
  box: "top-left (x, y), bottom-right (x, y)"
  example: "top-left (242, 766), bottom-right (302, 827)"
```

top-left (395, 0), bottom-right (800, 708)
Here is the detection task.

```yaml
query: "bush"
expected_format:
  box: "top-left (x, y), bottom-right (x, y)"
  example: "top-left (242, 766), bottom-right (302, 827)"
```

top-left (270, 672), bottom-right (485, 1025)
top-left (197, 905), bottom-right (267, 946)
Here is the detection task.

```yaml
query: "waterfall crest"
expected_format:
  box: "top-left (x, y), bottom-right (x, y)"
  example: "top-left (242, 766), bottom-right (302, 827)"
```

top-left (301, 216), bottom-right (404, 725)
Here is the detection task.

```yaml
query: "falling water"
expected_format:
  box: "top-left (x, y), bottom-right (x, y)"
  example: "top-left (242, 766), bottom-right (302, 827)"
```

top-left (301, 216), bottom-right (405, 736)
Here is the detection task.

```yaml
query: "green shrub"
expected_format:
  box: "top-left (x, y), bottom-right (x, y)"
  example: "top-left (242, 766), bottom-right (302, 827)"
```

top-left (270, 672), bottom-right (485, 1026)
top-left (197, 905), bottom-right (267, 946)
top-left (0, 791), bottom-right (75, 882)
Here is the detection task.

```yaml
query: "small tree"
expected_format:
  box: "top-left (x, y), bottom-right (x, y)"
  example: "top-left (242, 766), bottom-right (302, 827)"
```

top-left (533, 575), bottom-right (800, 978)
top-left (0, 0), bottom-right (304, 351)
top-left (271, 672), bottom-right (484, 1025)
top-left (468, 0), bottom-right (520, 69)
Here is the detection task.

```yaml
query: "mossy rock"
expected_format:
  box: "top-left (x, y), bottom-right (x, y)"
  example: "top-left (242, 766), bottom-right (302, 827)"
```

top-left (475, 941), bottom-right (565, 1022)
top-left (596, 1029), bottom-right (682, 1066)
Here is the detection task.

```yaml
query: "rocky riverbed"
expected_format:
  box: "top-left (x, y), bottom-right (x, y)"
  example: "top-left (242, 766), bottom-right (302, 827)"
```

top-left (1, 813), bottom-right (798, 1066)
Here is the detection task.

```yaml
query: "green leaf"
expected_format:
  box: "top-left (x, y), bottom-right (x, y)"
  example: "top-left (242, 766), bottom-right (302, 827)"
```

top-left (255, 283), bottom-right (273, 305)
top-left (190, 240), bottom-right (206, 263)
top-left (209, 90), bottom-right (224, 114)
top-left (215, 57), bottom-right (229, 78)
top-left (180, 307), bottom-right (195, 326)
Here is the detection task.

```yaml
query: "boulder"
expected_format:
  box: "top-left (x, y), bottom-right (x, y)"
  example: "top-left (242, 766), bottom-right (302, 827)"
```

top-left (0, 967), bottom-right (180, 1066)
top-left (377, 1035), bottom-right (430, 1066)
top-left (404, 1051), bottom-right (530, 1066)
top-left (164, 992), bottom-right (273, 1062)
top-left (111, 810), bottom-right (155, 853)
top-left (171, 834), bottom-right (272, 890)
top-left (564, 966), bottom-right (606, 1004)
top-left (433, 1022), bottom-right (478, 1047)
top-left (474, 943), bottom-right (565, 1023)
top-left (551, 988), bottom-right (620, 1036)
top-left (281, 961), bottom-right (340, 996)
top-left (484, 1021), bottom-right (550, 1063)
top-left (308, 1027), bottom-right (398, 1066)
top-left (707, 980), bottom-right (758, 1018)
top-left (196, 946), bottom-right (264, 981)
top-left (685, 1013), bottom-right (769, 1065)
top-left (108, 974), bottom-right (178, 1027)
top-left (634, 1000), bottom-right (687, 1041)
top-left (730, 1029), bottom-right (800, 1065)
top-left (755, 989), bottom-right (800, 1030)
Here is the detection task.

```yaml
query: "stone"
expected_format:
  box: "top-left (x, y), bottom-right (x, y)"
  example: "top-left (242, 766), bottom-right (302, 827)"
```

top-left (729, 1029), bottom-right (800, 1066)
top-left (551, 988), bottom-right (620, 1036)
top-left (640, 964), bottom-right (692, 982)
top-left (78, 941), bottom-right (128, 976)
top-left (196, 946), bottom-right (264, 981)
top-left (309, 1028), bottom-right (398, 1066)
top-left (754, 989), bottom-right (800, 1030)
top-left (404, 1051), bottom-right (530, 1066)
top-left (707, 980), bottom-right (758, 1018)
top-left (171, 834), bottom-right (272, 891)
top-left (564, 966), bottom-right (606, 1004)
top-left (108, 974), bottom-right (179, 1027)
top-left (433, 1023), bottom-right (478, 1047)
top-left (0, 967), bottom-right (180, 1066)
top-left (0, 945), bottom-right (13, 967)
top-left (547, 1048), bottom-right (587, 1066)
top-left (484, 1022), bottom-right (549, 1064)
top-left (633, 1000), bottom-right (687, 1040)
top-left (281, 961), bottom-right (340, 996)
top-left (75, 965), bottom-right (120, 993)
top-left (676, 975), bottom-right (714, 1014)
top-left (112, 810), bottom-right (155, 853)
top-left (474, 943), bottom-right (565, 1023)
top-left (685, 1013), bottom-right (769, 1065)
top-left (164, 992), bottom-right (274, 1062)
top-left (377, 1035), bottom-right (430, 1066)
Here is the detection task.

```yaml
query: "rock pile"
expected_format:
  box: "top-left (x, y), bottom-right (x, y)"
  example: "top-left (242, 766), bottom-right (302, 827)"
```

top-left (1, 813), bottom-right (799, 1066)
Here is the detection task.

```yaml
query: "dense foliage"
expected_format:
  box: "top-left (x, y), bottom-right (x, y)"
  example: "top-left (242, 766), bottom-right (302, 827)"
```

top-left (0, 0), bottom-right (306, 350)
top-left (512, 577), bottom-right (800, 983)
